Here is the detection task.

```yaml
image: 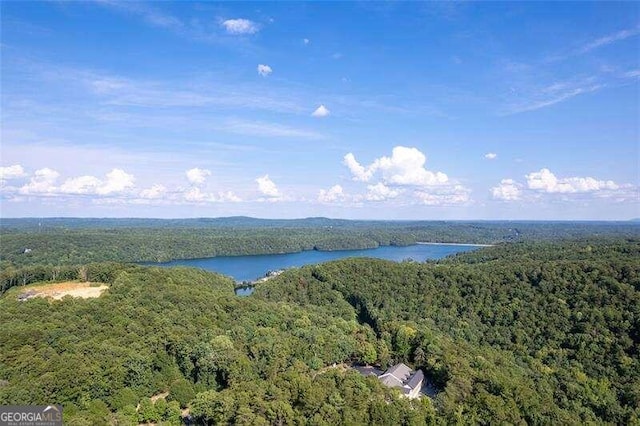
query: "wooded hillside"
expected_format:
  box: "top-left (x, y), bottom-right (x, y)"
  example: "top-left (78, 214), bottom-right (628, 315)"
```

top-left (256, 239), bottom-right (640, 424)
top-left (0, 239), bottom-right (638, 424)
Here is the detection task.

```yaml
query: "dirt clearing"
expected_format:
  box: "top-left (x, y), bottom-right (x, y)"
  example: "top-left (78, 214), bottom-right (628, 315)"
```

top-left (19, 281), bottom-right (108, 301)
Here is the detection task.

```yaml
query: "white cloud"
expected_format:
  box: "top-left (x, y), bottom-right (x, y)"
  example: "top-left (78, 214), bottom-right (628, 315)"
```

top-left (579, 25), bottom-right (640, 54)
top-left (345, 146), bottom-right (448, 187)
top-left (342, 147), bottom-right (470, 206)
top-left (508, 84), bottom-right (602, 114)
top-left (184, 187), bottom-right (208, 202)
top-left (19, 168), bottom-right (60, 195)
top-left (59, 175), bottom-right (102, 194)
top-left (378, 146), bottom-right (448, 186)
top-left (491, 179), bottom-right (521, 200)
top-left (412, 184), bottom-right (471, 206)
top-left (140, 184), bottom-right (166, 199)
top-left (97, 169), bottom-right (135, 195)
top-left (257, 64), bottom-right (272, 77)
top-left (484, 152), bottom-right (497, 160)
top-left (256, 174), bottom-right (280, 198)
top-left (366, 182), bottom-right (400, 201)
top-left (624, 69), bottom-right (640, 78)
top-left (526, 168), bottom-right (619, 194)
top-left (311, 105), bottom-right (330, 117)
top-left (0, 164), bottom-right (27, 181)
top-left (343, 153), bottom-right (376, 182)
top-left (17, 168), bottom-right (135, 197)
top-left (303, 38), bottom-right (310, 45)
top-left (183, 187), bottom-right (241, 203)
top-left (218, 191), bottom-right (242, 202)
top-left (318, 184), bottom-right (345, 203)
top-left (221, 19), bottom-right (259, 35)
top-left (186, 168), bottom-right (211, 185)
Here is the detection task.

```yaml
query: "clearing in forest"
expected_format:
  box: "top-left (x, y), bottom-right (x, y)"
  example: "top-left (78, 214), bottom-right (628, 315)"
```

top-left (18, 281), bottom-right (108, 301)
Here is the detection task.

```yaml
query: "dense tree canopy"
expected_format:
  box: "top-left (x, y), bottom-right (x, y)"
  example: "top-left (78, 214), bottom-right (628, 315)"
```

top-left (0, 233), bottom-right (638, 424)
top-left (256, 239), bottom-right (640, 424)
top-left (0, 264), bottom-right (432, 425)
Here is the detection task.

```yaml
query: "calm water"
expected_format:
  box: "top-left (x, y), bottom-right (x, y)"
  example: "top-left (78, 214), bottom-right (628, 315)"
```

top-left (150, 244), bottom-right (482, 292)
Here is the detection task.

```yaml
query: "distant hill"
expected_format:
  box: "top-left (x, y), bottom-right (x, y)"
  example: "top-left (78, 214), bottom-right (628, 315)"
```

top-left (2, 216), bottom-right (639, 230)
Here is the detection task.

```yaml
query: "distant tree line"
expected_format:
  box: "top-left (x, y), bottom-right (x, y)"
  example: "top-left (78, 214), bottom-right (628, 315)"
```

top-left (2, 219), bottom-right (638, 267)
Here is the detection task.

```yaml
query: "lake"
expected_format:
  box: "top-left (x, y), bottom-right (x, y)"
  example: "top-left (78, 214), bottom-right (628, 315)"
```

top-left (150, 243), bottom-right (484, 294)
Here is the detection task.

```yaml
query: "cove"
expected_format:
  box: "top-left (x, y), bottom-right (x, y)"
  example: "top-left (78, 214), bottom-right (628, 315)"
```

top-left (150, 244), bottom-right (483, 294)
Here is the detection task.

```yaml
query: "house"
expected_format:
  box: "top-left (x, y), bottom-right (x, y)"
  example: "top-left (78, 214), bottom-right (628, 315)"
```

top-left (377, 363), bottom-right (424, 399)
top-left (353, 365), bottom-right (383, 377)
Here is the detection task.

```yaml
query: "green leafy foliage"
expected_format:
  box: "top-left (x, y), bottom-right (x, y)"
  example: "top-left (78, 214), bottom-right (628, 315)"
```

top-left (1, 237), bottom-right (638, 424)
top-left (256, 239), bottom-right (640, 424)
top-left (0, 264), bottom-right (420, 424)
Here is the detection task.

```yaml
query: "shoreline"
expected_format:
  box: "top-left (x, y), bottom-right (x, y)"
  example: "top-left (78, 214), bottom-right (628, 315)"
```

top-left (416, 242), bottom-right (494, 247)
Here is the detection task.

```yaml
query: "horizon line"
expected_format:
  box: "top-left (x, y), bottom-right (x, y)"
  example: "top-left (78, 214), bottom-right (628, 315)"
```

top-left (1, 216), bottom-right (638, 223)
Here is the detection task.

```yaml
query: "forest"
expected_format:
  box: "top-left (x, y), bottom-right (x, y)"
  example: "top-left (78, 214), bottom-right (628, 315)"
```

top-left (256, 239), bottom-right (640, 424)
top-left (1, 218), bottom-right (638, 268)
top-left (0, 236), bottom-right (638, 424)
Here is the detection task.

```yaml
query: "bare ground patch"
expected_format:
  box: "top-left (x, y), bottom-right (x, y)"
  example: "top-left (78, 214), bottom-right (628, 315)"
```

top-left (19, 281), bottom-right (108, 301)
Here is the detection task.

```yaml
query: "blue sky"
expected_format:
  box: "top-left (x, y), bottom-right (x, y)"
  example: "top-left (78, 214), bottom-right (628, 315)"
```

top-left (1, 1), bottom-right (638, 220)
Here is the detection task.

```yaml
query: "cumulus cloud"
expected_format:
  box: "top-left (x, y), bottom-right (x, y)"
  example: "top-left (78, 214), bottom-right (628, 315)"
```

top-left (256, 174), bottom-right (280, 198)
top-left (0, 164), bottom-right (27, 181)
top-left (97, 169), bottom-right (135, 195)
top-left (526, 168), bottom-right (619, 193)
top-left (377, 146), bottom-right (448, 186)
top-left (303, 38), bottom-right (310, 45)
top-left (311, 105), bottom-right (330, 117)
top-left (140, 184), bottom-right (166, 199)
top-left (59, 175), bottom-right (102, 194)
top-left (19, 168), bottom-right (60, 195)
top-left (257, 64), bottom-right (272, 77)
top-left (218, 191), bottom-right (242, 202)
top-left (342, 146), bottom-right (469, 206)
top-left (491, 179), bottom-right (521, 200)
top-left (4, 164), bottom-right (248, 205)
top-left (485, 152), bottom-right (497, 160)
top-left (366, 182), bottom-right (400, 201)
top-left (344, 146), bottom-right (448, 186)
top-left (343, 153), bottom-right (376, 182)
top-left (17, 168), bottom-right (135, 197)
top-left (318, 184), bottom-right (345, 203)
top-left (221, 18), bottom-right (259, 35)
top-left (186, 168), bottom-right (211, 185)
